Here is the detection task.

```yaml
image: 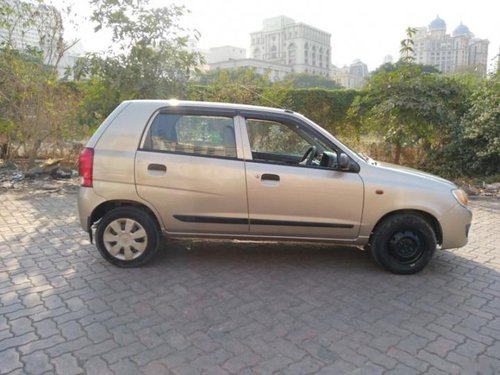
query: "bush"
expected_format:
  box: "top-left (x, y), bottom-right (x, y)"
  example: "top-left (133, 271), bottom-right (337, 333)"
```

top-left (432, 72), bottom-right (499, 177)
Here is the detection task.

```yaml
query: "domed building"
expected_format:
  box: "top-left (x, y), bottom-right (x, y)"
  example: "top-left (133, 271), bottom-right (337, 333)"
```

top-left (453, 22), bottom-right (472, 37)
top-left (410, 16), bottom-right (489, 76)
top-left (429, 16), bottom-right (446, 31)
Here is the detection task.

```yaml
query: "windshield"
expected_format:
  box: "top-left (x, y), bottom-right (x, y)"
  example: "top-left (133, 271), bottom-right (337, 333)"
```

top-left (296, 113), bottom-right (369, 164)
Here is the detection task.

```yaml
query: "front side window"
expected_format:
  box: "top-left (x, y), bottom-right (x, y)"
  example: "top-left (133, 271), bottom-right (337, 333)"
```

top-left (245, 118), bottom-right (336, 168)
top-left (146, 114), bottom-right (237, 158)
top-left (247, 119), bottom-right (309, 156)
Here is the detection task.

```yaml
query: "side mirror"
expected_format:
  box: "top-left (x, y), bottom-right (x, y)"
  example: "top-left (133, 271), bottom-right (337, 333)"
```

top-left (338, 153), bottom-right (349, 170)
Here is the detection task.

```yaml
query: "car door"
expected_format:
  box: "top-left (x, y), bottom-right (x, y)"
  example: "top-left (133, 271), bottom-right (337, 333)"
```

top-left (135, 108), bottom-right (249, 235)
top-left (241, 114), bottom-right (364, 240)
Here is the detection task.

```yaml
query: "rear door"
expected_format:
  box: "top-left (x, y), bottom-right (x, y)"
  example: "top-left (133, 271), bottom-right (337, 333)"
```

top-left (135, 108), bottom-right (249, 235)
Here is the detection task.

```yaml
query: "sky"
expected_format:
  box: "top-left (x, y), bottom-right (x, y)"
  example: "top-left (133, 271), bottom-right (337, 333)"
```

top-left (59, 0), bottom-right (499, 72)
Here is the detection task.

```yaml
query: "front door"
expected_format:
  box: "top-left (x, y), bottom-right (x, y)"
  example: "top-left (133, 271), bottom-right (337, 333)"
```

top-left (243, 116), bottom-right (364, 240)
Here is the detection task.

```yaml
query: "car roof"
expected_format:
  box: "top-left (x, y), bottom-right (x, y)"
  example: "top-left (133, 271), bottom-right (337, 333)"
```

top-left (123, 99), bottom-right (294, 115)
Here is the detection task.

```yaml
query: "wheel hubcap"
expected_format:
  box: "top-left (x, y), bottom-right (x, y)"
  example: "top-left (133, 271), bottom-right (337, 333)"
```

top-left (103, 218), bottom-right (147, 261)
top-left (389, 230), bottom-right (424, 264)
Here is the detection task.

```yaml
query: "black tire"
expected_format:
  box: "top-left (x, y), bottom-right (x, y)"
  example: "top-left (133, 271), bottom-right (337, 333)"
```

top-left (95, 207), bottom-right (160, 267)
top-left (370, 214), bottom-right (436, 274)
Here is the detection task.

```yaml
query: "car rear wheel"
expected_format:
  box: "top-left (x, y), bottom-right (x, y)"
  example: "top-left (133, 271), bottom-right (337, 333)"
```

top-left (95, 207), bottom-right (160, 267)
top-left (370, 214), bottom-right (436, 274)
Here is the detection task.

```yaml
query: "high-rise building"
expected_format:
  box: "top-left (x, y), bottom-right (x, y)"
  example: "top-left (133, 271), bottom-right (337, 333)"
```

top-left (382, 55), bottom-right (394, 64)
top-left (205, 46), bottom-right (247, 64)
top-left (0, 0), bottom-right (40, 50)
top-left (0, 0), bottom-right (81, 78)
top-left (332, 59), bottom-right (369, 89)
top-left (412, 16), bottom-right (489, 76)
top-left (250, 16), bottom-right (331, 76)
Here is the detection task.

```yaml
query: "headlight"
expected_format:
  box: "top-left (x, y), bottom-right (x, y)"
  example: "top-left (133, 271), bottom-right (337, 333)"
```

top-left (452, 189), bottom-right (469, 207)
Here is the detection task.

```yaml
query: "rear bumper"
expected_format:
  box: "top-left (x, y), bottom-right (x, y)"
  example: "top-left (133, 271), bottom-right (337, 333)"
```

top-left (440, 203), bottom-right (473, 249)
top-left (77, 187), bottom-right (105, 232)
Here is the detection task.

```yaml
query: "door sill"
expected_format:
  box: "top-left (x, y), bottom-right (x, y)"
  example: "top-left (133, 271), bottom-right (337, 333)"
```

top-left (163, 231), bottom-right (368, 245)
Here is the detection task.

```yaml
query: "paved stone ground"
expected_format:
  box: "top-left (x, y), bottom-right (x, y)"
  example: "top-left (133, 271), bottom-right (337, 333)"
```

top-left (0, 191), bottom-right (499, 375)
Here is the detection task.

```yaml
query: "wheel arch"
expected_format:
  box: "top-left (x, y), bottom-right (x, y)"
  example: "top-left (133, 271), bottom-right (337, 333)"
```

top-left (90, 200), bottom-right (162, 231)
top-left (369, 209), bottom-right (442, 246)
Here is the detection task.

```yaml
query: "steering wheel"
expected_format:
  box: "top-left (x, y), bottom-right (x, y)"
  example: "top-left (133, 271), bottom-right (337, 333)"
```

top-left (300, 145), bottom-right (317, 165)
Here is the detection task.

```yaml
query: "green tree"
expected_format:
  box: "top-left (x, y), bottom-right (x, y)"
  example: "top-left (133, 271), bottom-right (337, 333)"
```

top-left (349, 63), bottom-right (468, 164)
top-left (400, 27), bottom-right (417, 63)
top-left (286, 89), bottom-right (358, 139)
top-left (76, 0), bottom-right (203, 128)
top-left (282, 72), bottom-right (342, 89)
top-left (0, 0), bottom-right (81, 163)
top-left (0, 48), bottom-right (80, 163)
top-left (463, 73), bottom-right (500, 164)
top-left (190, 67), bottom-right (287, 106)
top-left (0, 0), bottom-right (78, 74)
top-left (438, 72), bottom-right (500, 176)
top-left (191, 68), bottom-right (358, 140)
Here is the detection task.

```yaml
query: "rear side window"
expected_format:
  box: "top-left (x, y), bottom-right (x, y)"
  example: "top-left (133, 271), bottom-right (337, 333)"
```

top-left (145, 114), bottom-right (237, 158)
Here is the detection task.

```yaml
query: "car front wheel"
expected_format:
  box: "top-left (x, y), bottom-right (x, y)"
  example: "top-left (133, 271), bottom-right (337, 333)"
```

top-left (370, 214), bottom-right (437, 274)
top-left (95, 207), bottom-right (160, 267)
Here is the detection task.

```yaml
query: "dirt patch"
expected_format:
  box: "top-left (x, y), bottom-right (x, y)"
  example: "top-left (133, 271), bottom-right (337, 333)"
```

top-left (0, 159), bottom-right (79, 194)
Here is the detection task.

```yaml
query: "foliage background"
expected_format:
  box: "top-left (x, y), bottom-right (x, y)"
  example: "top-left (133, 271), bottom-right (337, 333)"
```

top-left (0, 0), bottom-right (499, 179)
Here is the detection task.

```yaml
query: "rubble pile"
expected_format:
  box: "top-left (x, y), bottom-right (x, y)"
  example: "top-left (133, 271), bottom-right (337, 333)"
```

top-left (460, 181), bottom-right (500, 198)
top-left (0, 159), bottom-right (79, 194)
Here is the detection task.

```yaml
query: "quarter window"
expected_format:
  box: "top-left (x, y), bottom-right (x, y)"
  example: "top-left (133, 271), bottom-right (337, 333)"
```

top-left (146, 114), bottom-right (237, 158)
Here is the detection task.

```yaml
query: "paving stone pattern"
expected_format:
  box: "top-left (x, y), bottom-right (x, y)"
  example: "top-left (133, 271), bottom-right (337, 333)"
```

top-left (0, 192), bottom-right (499, 374)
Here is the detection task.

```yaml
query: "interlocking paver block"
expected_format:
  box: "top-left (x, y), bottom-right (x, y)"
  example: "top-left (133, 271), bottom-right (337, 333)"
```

top-left (0, 332), bottom-right (38, 351)
top-left (82, 356), bottom-right (113, 375)
top-left (9, 317), bottom-right (33, 336)
top-left (110, 359), bottom-right (141, 375)
top-left (22, 350), bottom-right (54, 374)
top-left (0, 192), bottom-right (499, 374)
top-left (51, 353), bottom-right (83, 375)
top-left (426, 337), bottom-right (458, 357)
top-left (0, 347), bottom-right (22, 374)
top-left (283, 356), bottom-right (324, 374)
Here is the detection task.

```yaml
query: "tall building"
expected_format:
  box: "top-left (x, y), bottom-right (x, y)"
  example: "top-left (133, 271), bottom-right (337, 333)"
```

top-left (412, 16), bottom-right (489, 76)
top-left (0, 0), bottom-right (39, 50)
top-left (0, 0), bottom-right (81, 78)
top-left (250, 16), bottom-right (331, 76)
top-left (332, 59), bottom-right (369, 89)
top-left (205, 46), bottom-right (247, 64)
top-left (382, 55), bottom-right (394, 64)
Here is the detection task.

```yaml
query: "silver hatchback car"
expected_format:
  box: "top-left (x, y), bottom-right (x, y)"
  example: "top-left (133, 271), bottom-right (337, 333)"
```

top-left (78, 100), bottom-right (472, 274)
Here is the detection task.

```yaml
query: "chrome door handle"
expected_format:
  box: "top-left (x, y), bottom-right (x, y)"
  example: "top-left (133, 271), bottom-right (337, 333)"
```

top-left (261, 173), bottom-right (280, 182)
top-left (147, 164), bottom-right (167, 172)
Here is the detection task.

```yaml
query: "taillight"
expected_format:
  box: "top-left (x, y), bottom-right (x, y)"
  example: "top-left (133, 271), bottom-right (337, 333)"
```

top-left (79, 147), bottom-right (94, 187)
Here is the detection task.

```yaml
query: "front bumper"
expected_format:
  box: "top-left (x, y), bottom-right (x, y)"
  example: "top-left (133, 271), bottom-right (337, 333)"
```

top-left (440, 203), bottom-right (473, 249)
